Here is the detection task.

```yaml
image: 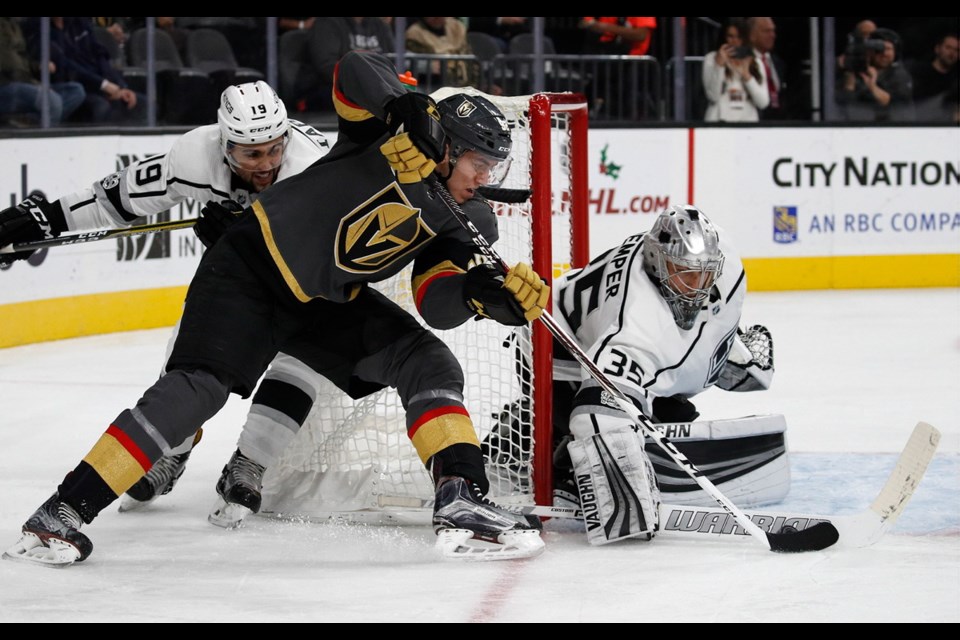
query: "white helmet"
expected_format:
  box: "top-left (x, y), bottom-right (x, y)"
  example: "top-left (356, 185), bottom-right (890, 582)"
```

top-left (218, 81), bottom-right (288, 166)
top-left (642, 205), bottom-right (725, 330)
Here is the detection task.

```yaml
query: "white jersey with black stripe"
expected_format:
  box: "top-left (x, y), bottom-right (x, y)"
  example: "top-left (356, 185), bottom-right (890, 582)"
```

top-left (552, 228), bottom-right (746, 418)
top-left (55, 120), bottom-right (331, 231)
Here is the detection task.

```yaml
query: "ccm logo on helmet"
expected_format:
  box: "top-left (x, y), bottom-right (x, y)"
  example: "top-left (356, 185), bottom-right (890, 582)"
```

top-left (249, 125), bottom-right (275, 133)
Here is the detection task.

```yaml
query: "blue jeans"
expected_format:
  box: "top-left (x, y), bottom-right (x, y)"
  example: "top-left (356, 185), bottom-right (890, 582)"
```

top-left (0, 81), bottom-right (86, 124)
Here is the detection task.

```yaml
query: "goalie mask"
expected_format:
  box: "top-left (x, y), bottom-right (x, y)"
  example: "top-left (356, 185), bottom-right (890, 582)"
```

top-left (436, 93), bottom-right (512, 186)
top-left (218, 81), bottom-right (289, 171)
top-left (642, 205), bottom-right (725, 330)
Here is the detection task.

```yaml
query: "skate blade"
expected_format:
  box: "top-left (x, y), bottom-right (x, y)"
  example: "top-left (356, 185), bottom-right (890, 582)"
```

top-left (208, 499), bottom-right (253, 529)
top-left (435, 528), bottom-right (545, 561)
top-left (117, 495), bottom-right (154, 513)
top-left (2, 532), bottom-right (81, 568)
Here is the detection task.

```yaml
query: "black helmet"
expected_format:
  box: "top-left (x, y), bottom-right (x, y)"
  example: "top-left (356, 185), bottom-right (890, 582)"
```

top-left (436, 94), bottom-right (512, 163)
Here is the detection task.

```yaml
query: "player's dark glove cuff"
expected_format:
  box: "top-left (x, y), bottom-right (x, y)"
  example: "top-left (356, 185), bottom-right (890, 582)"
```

top-left (195, 200), bottom-right (246, 248)
top-left (383, 92), bottom-right (446, 164)
top-left (463, 263), bottom-right (528, 326)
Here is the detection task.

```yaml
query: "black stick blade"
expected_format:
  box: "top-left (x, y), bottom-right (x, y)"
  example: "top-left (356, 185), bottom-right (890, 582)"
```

top-left (476, 186), bottom-right (532, 203)
top-left (767, 522), bottom-right (840, 552)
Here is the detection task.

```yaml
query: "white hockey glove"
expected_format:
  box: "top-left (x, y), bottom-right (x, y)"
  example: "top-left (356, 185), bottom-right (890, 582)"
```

top-left (566, 423), bottom-right (660, 545)
top-left (717, 324), bottom-right (774, 392)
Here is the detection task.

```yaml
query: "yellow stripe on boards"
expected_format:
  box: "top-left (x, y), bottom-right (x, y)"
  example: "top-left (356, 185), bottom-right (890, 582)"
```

top-left (0, 287), bottom-right (186, 348)
top-left (743, 254), bottom-right (960, 291)
top-left (1, 255), bottom-right (955, 349)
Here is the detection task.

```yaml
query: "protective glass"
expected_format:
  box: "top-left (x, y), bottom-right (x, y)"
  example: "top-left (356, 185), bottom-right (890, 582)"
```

top-left (458, 151), bottom-right (513, 187)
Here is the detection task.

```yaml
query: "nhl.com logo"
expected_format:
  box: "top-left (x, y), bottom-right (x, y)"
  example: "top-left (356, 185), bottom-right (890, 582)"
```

top-left (773, 206), bottom-right (798, 244)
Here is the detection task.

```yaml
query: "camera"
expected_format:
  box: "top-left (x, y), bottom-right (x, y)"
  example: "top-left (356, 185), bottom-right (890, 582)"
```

top-left (843, 34), bottom-right (886, 74)
top-left (730, 46), bottom-right (753, 59)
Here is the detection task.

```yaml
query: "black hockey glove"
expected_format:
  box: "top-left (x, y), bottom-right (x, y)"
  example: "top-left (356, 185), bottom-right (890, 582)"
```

top-left (195, 200), bottom-right (246, 248)
top-left (0, 192), bottom-right (63, 266)
top-left (380, 92), bottom-right (446, 184)
top-left (651, 395), bottom-right (700, 423)
top-left (464, 262), bottom-right (550, 327)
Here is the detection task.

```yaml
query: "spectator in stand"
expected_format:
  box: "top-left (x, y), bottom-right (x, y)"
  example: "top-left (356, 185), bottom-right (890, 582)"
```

top-left (836, 19), bottom-right (877, 74)
top-left (908, 32), bottom-right (959, 122)
top-left (405, 18), bottom-right (475, 89)
top-left (294, 17), bottom-right (395, 112)
top-left (579, 17), bottom-right (656, 119)
top-left (467, 17), bottom-right (530, 53)
top-left (580, 17), bottom-right (656, 56)
top-left (0, 17), bottom-right (85, 126)
top-left (23, 17), bottom-right (145, 125)
top-left (702, 18), bottom-right (769, 122)
top-left (836, 28), bottom-right (915, 122)
top-left (747, 17), bottom-right (788, 120)
top-left (92, 17), bottom-right (130, 47)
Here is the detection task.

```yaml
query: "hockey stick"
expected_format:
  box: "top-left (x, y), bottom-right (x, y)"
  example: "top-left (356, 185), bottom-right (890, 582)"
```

top-left (427, 176), bottom-right (839, 553)
top-left (0, 218), bottom-right (197, 255)
top-left (476, 186), bottom-right (532, 204)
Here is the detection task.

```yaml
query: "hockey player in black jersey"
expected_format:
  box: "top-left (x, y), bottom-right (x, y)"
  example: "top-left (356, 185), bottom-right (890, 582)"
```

top-left (3, 50), bottom-right (550, 566)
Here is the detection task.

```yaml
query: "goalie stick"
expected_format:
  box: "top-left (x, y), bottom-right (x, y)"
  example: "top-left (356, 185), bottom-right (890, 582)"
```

top-left (0, 218), bottom-right (197, 254)
top-left (427, 176), bottom-right (839, 553)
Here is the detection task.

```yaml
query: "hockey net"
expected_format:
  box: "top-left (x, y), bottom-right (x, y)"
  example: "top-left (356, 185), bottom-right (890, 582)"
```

top-left (259, 90), bottom-right (589, 524)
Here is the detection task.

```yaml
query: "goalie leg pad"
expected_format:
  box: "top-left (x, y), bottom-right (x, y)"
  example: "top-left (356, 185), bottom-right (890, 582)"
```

top-left (567, 427), bottom-right (661, 545)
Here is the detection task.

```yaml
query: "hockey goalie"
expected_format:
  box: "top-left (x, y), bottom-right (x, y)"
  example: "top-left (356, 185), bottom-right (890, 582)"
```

top-left (483, 204), bottom-right (783, 545)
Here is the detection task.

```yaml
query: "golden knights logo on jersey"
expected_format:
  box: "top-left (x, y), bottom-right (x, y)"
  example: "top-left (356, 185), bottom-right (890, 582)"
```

top-left (336, 183), bottom-right (436, 273)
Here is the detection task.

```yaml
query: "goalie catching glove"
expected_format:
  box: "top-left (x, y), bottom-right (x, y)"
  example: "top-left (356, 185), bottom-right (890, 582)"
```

top-left (0, 193), bottom-right (64, 265)
top-left (717, 324), bottom-right (774, 392)
top-left (195, 200), bottom-right (246, 248)
top-left (380, 92), bottom-right (446, 184)
top-left (464, 262), bottom-right (550, 326)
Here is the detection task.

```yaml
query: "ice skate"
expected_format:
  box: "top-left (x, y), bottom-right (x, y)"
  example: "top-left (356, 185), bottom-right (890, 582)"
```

top-left (208, 449), bottom-right (265, 529)
top-left (119, 449), bottom-right (194, 512)
top-left (3, 493), bottom-right (93, 568)
top-left (433, 476), bottom-right (544, 561)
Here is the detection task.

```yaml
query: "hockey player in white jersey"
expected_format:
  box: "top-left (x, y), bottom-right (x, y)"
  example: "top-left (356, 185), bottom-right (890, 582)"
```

top-left (0, 81), bottom-right (333, 515)
top-left (546, 204), bottom-right (778, 545)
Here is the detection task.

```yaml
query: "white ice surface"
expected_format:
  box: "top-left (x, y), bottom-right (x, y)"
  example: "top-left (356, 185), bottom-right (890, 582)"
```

top-left (0, 288), bottom-right (957, 622)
